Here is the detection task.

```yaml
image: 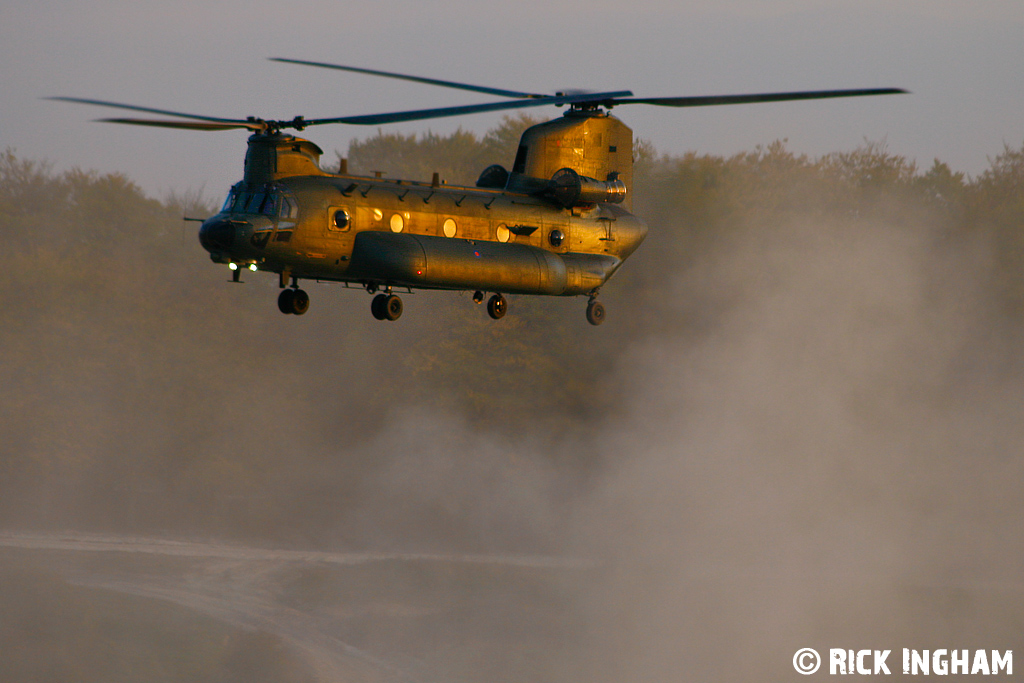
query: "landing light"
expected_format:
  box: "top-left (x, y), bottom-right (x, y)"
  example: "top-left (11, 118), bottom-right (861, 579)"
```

top-left (248, 263), bottom-right (258, 272)
top-left (229, 263), bottom-right (238, 271)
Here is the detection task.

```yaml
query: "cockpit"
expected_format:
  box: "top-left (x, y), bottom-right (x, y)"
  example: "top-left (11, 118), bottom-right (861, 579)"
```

top-left (201, 183), bottom-right (300, 262)
top-left (221, 184), bottom-right (299, 221)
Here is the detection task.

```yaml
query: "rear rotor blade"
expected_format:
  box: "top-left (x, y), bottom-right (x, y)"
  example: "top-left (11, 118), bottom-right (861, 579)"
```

top-left (607, 87), bottom-right (908, 108)
top-left (305, 90), bottom-right (633, 127)
top-left (270, 57), bottom-right (547, 99)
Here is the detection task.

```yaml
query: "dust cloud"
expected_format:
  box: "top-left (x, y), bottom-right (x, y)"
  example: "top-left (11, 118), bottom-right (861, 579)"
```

top-left (295, 207), bottom-right (1024, 681)
top-left (3, 166), bottom-right (1023, 681)
top-left (556, 213), bottom-right (1024, 681)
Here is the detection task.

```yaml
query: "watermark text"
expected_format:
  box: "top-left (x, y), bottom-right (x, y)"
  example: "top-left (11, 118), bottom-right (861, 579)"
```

top-left (793, 649), bottom-right (1012, 675)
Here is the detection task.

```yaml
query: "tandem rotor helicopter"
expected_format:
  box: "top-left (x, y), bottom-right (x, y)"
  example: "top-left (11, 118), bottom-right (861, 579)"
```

top-left (52, 59), bottom-right (905, 324)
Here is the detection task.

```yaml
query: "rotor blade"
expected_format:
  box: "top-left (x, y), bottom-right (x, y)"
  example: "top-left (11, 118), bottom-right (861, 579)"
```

top-left (46, 96), bottom-right (259, 127)
top-left (270, 57), bottom-right (548, 99)
top-left (605, 88), bottom-right (908, 108)
top-left (305, 90), bottom-right (634, 127)
top-left (96, 118), bottom-right (260, 131)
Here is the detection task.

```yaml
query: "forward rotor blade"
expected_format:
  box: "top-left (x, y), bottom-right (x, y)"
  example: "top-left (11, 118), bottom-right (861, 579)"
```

top-left (46, 96), bottom-right (259, 128)
top-left (305, 90), bottom-right (634, 127)
top-left (271, 57), bottom-right (547, 99)
top-left (607, 87), bottom-right (908, 108)
top-left (96, 118), bottom-right (260, 131)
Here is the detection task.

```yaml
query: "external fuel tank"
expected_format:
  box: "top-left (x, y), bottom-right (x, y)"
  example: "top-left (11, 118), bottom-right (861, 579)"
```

top-left (348, 231), bottom-right (574, 295)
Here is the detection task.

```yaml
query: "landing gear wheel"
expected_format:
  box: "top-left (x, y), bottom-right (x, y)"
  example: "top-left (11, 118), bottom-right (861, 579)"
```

top-left (278, 288), bottom-right (295, 314)
top-left (371, 293), bottom-right (388, 320)
top-left (278, 288), bottom-right (309, 315)
top-left (290, 289), bottom-right (310, 315)
top-left (383, 294), bottom-right (403, 321)
top-left (372, 293), bottom-right (403, 321)
top-left (487, 294), bottom-right (507, 320)
top-left (586, 300), bottom-right (606, 326)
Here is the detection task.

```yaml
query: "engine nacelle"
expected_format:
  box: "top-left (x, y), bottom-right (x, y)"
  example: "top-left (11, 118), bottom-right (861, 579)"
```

top-left (549, 167), bottom-right (626, 208)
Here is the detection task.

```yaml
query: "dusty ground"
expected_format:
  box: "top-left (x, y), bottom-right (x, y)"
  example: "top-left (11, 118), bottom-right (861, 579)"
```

top-left (0, 531), bottom-right (593, 683)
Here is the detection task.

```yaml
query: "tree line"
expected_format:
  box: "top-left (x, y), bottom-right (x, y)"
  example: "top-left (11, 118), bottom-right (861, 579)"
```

top-left (1, 120), bottom-right (1022, 541)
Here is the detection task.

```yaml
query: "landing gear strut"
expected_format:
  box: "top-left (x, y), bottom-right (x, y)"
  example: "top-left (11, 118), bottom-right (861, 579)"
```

top-left (278, 287), bottom-right (310, 315)
top-left (487, 294), bottom-right (508, 320)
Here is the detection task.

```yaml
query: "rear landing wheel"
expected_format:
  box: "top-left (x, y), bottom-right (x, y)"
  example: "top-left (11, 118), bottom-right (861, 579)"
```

top-left (586, 300), bottom-right (605, 326)
top-left (487, 294), bottom-right (507, 320)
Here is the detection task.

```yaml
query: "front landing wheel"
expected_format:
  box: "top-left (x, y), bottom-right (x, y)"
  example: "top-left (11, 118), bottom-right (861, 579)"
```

top-left (278, 288), bottom-right (295, 314)
top-left (290, 289), bottom-right (310, 315)
top-left (278, 288), bottom-right (309, 315)
top-left (586, 300), bottom-right (605, 326)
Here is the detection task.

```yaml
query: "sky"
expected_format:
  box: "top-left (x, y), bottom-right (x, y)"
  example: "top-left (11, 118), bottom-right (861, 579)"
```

top-left (2, 0), bottom-right (1023, 198)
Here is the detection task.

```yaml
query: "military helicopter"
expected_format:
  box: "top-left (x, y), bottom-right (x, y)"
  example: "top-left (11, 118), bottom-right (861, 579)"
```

top-left (51, 60), bottom-right (905, 324)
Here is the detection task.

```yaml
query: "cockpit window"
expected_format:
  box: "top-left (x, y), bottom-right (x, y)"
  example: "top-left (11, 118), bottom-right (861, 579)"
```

top-left (282, 197), bottom-right (298, 220)
top-left (222, 185), bottom-right (297, 220)
top-left (222, 189), bottom-right (242, 212)
top-left (246, 193), bottom-right (266, 214)
top-left (260, 193), bottom-right (276, 216)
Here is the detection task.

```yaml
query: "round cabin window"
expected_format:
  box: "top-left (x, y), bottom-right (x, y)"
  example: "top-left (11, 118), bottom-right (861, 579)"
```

top-left (443, 218), bottom-right (457, 238)
top-left (333, 209), bottom-right (350, 231)
top-left (373, 208), bottom-right (383, 222)
top-left (390, 213), bottom-right (404, 233)
top-left (496, 224), bottom-right (510, 243)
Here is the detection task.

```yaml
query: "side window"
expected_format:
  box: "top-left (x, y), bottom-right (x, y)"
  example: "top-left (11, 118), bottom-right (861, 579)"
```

top-left (330, 208), bottom-right (351, 232)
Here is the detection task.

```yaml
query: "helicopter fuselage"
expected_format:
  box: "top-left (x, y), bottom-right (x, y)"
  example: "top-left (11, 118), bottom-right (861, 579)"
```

top-left (198, 118), bottom-right (646, 323)
top-left (200, 169), bottom-right (647, 298)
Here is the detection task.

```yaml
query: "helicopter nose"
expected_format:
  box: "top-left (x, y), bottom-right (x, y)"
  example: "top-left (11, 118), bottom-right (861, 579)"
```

top-left (199, 218), bottom-right (239, 252)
